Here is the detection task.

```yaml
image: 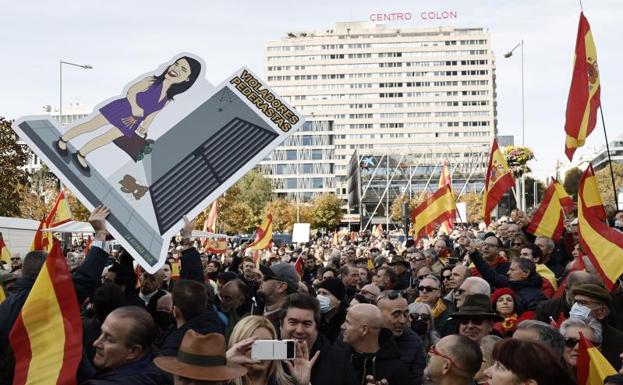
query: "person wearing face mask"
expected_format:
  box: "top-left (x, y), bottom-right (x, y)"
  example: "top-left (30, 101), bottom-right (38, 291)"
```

top-left (316, 277), bottom-right (347, 343)
top-left (408, 302), bottom-right (440, 353)
top-left (570, 284), bottom-right (623, 369)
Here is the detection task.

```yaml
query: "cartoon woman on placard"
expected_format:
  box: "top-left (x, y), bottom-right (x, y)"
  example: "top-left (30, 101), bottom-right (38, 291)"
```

top-left (54, 56), bottom-right (202, 172)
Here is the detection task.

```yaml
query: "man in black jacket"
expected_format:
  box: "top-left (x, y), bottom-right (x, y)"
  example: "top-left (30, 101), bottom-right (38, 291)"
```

top-left (341, 303), bottom-right (412, 385)
top-left (279, 293), bottom-right (357, 385)
top-left (157, 279), bottom-right (225, 356)
top-left (376, 291), bottom-right (425, 385)
top-left (535, 271), bottom-right (598, 324)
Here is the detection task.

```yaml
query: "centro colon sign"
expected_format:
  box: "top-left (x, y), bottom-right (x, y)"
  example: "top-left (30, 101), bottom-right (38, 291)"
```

top-left (369, 11), bottom-right (457, 22)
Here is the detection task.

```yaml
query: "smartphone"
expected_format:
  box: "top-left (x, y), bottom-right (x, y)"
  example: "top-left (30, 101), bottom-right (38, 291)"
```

top-left (251, 340), bottom-right (296, 360)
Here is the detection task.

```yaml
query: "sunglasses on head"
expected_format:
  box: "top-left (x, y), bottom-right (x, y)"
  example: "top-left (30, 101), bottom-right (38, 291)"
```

top-left (418, 286), bottom-right (438, 293)
top-left (459, 317), bottom-right (487, 326)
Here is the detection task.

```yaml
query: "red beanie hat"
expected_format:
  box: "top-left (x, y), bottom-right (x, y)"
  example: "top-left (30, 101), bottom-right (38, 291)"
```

top-left (491, 288), bottom-right (515, 304)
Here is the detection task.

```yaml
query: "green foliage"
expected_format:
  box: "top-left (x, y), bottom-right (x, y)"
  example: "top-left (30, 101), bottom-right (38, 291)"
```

top-left (460, 191), bottom-right (483, 223)
top-left (563, 167), bottom-right (583, 201)
top-left (236, 170), bottom-right (273, 222)
top-left (310, 193), bottom-right (343, 230)
top-left (0, 117), bottom-right (28, 217)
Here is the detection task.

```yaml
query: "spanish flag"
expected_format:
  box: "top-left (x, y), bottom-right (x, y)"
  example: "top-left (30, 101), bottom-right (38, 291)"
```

top-left (564, 12), bottom-right (601, 161)
top-left (411, 185), bottom-right (457, 241)
top-left (204, 237), bottom-right (228, 254)
top-left (527, 181), bottom-right (565, 241)
top-left (30, 191), bottom-right (73, 252)
top-left (10, 240), bottom-right (82, 385)
top-left (576, 333), bottom-right (616, 385)
top-left (0, 232), bottom-right (11, 265)
top-left (249, 214), bottom-right (273, 250)
top-left (577, 164), bottom-right (623, 290)
top-left (294, 255), bottom-right (303, 277)
top-left (554, 179), bottom-right (574, 210)
top-left (203, 199), bottom-right (219, 233)
top-left (482, 139), bottom-right (515, 225)
top-left (438, 160), bottom-right (454, 235)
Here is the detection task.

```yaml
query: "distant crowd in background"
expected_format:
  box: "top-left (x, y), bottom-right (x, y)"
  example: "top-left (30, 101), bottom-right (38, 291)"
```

top-left (2, 207), bottom-right (623, 385)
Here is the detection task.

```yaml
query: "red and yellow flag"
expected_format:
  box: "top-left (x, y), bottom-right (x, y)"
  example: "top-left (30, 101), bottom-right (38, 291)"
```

top-left (438, 160), bottom-right (454, 234)
top-left (249, 214), bottom-right (273, 250)
top-left (554, 179), bottom-right (574, 211)
top-left (482, 139), bottom-right (515, 225)
top-left (204, 237), bottom-right (228, 254)
top-left (527, 180), bottom-right (567, 241)
top-left (0, 232), bottom-right (11, 265)
top-left (564, 12), bottom-right (601, 160)
top-left (10, 240), bottom-right (82, 385)
top-left (576, 333), bottom-right (616, 385)
top-left (578, 164), bottom-right (623, 289)
top-left (30, 191), bottom-right (73, 252)
top-left (294, 255), bottom-right (303, 277)
top-left (411, 185), bottom-right (457, 241)
top-left (203, 199), bottom-right (219, 233)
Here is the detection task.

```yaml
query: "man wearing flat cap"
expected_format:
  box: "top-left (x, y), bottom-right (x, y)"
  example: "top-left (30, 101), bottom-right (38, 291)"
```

top-left (572, 284), bottom-right (623, 368)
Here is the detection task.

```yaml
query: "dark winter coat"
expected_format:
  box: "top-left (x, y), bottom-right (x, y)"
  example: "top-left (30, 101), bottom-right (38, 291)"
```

top-left (394, 327), bottom-right (426, 385)
top-left (156, 308), bottom-right (225, 356)
top-left (79, 355), bottom-right (171, 385)
top-left (309, 333), bottom-right (357, 385)
top-left (345, 329), bottom-right (413, 385)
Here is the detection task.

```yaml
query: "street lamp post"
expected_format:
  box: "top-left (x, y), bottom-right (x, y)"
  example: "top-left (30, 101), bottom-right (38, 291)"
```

top-left (59, 60), bottom-right (93, 127)
top-left (504, 40), bottom-right (526, 210)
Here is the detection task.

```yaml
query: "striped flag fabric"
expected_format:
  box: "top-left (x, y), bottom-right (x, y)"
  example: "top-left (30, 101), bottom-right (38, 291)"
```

top-left (411, 185), bottom-right (457, 241)
top-left (204, 237), bottom-right (228, 254)
top-left (438, 160), bottom-right (454, 235)
top-left (482, 139), bottom-right (515, 225)
top-left (527, 181), bottom-right (565, 241)
top-left (577, 164), bottom-right (623, 289)
top-left (576, 333), bottom-right (616, 385)
top-left (0, 232), bottom-right (11, 265)
top-left (554, 179), bottom-right (574, 210)
top-left (30, 191), bottom-right (73, 252)
top-left (9, 240), bottom-right (82, 385)
top-left (564, 12), bottom-right (601, 160)
top-left (249, 214), bottom-right (273, 250)
top-left (203, 200), bottom-right (219, 233)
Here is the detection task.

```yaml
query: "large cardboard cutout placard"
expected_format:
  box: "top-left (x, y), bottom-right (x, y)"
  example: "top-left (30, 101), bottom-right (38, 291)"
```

top-left (13, 54), bottom-right (304, 273)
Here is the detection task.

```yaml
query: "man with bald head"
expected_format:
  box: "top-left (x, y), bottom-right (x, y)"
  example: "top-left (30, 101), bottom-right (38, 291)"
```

top-left (377, 291), bottom-right (425, 385)
top-left (342, 304), bottom-right (412, 385)
top-left (138, 269), bottom-right (168, 319)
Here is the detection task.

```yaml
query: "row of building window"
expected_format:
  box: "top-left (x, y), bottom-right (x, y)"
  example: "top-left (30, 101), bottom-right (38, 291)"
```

top-left (333, 120), bottom-right (490, 129)
top-left (333, 131), bottom-right (491, 140)
top-left (295, 100), bottom-right (489, 111)
top-left (268, 68), bottom-right (490, 82)
top-left (271, 80), bottom-right (489, 93)
top-left (291, 89), bottom-right (489, 101)
top-left (266, 39), bottom-right (488, 52)
top-left (267, 48), bottom-right (489, 61)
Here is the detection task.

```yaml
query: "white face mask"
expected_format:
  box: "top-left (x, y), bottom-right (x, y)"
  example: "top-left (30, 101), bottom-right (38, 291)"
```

top-left (569, 303), bottom-right (592, 320)
top-left (316, 294), bottom-right (333, 314)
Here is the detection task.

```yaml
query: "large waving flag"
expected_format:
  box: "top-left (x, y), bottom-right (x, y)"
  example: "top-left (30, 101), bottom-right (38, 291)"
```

top-left (411, 185), bottom-right (457, 241)
top-left (0, 232), bottom-right (11, 265)
top-left (527, 180), bottom-right (568, 241)
top-left (30, 191), bottom-right (73, 252)
top-left (204, 237), bottom-right (228, 254)
top-left (10, 240), bottom-right (82, 385)
top-left (482, 139), bottom-right (515, 225)
top-left (576, 333), bottom-right (616, 385)
top-left (438, 160), bottom-right (454, 235)
top-left (577, 164), bottom-right (623, 289)
top-left (203, 200), bottom-right (219, 233)
top-left (554, 179), bottom-right (574, 210)
top-left (249, 214), bottom-right (273, 250)
top-left (564, 12), bottom-right (601, 160)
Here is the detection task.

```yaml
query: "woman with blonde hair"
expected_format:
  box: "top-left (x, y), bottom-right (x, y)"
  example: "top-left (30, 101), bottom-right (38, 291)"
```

top-left (228, 315), bottom-right (316, 385)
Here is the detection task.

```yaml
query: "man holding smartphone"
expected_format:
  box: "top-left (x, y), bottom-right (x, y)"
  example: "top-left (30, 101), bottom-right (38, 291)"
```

top-left (279, 294), bottom-right (357, 385)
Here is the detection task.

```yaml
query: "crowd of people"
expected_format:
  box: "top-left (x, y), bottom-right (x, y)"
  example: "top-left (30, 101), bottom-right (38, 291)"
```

top-left (1, 206), bottom-right (623, 385)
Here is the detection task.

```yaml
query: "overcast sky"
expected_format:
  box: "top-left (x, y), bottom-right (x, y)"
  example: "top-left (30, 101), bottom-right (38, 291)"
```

top-left (1, 0), bottom-right (621, 180)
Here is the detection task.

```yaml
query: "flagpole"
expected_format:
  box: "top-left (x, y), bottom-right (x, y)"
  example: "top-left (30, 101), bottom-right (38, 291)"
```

top-left (599, 106), bottom-right (619, 210)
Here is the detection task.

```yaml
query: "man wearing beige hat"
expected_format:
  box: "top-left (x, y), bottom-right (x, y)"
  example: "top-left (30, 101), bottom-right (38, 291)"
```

top-left (155, 330), bottom-right (247, 385)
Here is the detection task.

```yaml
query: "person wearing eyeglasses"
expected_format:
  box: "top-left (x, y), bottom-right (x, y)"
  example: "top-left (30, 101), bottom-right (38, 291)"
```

top-left (571, 284), bottom-right (623, 369)
top-left (377, 291), bottom-right (426, 385)
top-left (341, 303), bottom-right (412, 385)
top-left (408, 302), bottom-right (440, 353)
top-left (559, 317), bottom-right (603, 378)
top-left (9, 253), bottom-right (22, 273)
top-left (414, 275), bottom-right (453, 333)
top-left (422, 335), bottom-right (482, 385)
top-left (444, 265), bottom-right (470, 306)
top-left (449, 294), bottom-right (502, 344)
top-left (467, 236), bottom-right (510, 287)
top-left (440, 267), bottom-right (453, 294)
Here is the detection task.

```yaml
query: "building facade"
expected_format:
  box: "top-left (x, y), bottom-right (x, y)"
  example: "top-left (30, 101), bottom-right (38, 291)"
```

top-left (264, 21), bottom-right (497, 206)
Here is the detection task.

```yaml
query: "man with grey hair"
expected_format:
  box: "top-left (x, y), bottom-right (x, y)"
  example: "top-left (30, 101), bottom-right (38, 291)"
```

top-left (534, 236), bottom-right (565, 278)
top-left (559, 317), bottom-right (603, 370)
top-left (512, 320), bottom-right (566, 357)
top-left (440, 277), bottom-right (490, 336)
top-left (535, 271), bottom-right (600, 324)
